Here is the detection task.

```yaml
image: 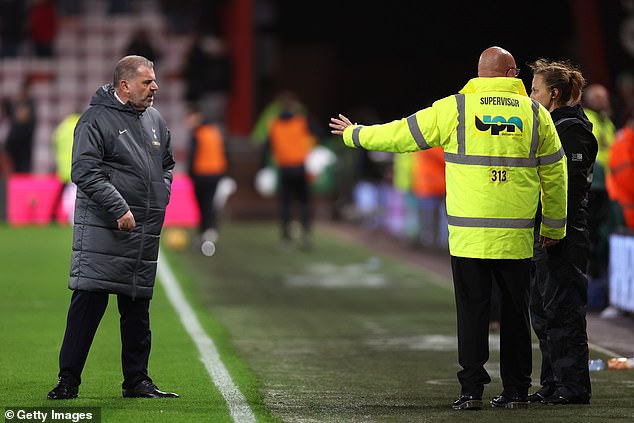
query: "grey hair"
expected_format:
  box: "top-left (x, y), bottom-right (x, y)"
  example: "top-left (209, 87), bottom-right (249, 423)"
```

top-left (113, 55), bottom-right (154, 86)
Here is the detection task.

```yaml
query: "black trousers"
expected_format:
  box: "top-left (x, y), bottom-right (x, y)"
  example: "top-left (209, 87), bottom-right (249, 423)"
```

top-left (278, 165), bottom-right (311, 240)
top-left (530, 232), bottom-right (591, 401)
top-left (451, 256), bottom-right (532, 397)
top-left (192, 174), bottom-right (221, 234)
top-left (57, 290), bottom-right (151, 389)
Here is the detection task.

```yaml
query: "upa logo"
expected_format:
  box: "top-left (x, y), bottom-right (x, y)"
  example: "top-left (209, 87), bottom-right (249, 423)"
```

top-left (475, 115), bottom-right (523, 135)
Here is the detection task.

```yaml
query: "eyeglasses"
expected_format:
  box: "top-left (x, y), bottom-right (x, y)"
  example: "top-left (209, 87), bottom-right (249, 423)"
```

top-left (506, 67), bottom-right (521, 77)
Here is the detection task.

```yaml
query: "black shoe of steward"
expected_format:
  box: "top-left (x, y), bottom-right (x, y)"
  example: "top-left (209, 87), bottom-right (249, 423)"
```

top-left (47, 378), bottom-right (78, 400)
top-left (528, 386), bottom-right (554, 403)
top-left (491, 394), bottom-right (529, 409)
top-left (122, 380), bottom-right (179, 398)
top-left (541, 394), bottom-right (589, 405)
top-left (452, 395), bottom-right (483, 410)
top-left (527, 392), bottom-right (546, 403)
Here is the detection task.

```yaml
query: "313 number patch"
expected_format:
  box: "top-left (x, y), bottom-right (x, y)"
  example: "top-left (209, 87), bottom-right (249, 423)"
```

top-left (489, 168), bottom-right (508, 182)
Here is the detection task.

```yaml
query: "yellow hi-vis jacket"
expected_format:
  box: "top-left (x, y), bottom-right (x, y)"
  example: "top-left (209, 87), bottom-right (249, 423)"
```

top-left (343, 77), bottom-right (568, 259)
top-left (53, 113), bottom-right (80, 183)
top-left (583, 108), bottom-right (615, 171)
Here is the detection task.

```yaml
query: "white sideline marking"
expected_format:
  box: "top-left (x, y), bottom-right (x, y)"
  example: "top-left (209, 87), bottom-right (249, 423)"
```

top-left (587, 342), bottom-right (619, 358)
top-left (157, 251), bottom-right (256, 423)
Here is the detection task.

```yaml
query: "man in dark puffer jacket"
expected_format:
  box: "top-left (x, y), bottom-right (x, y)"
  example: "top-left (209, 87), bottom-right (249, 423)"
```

top-left (47, 56), bottom-right (178, 400)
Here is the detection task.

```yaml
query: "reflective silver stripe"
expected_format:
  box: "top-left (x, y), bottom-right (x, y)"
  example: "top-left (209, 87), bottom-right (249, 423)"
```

top-left (541, 216), bottom-right (566, 228)
top-left (444, 152), bottom-right (538, 167)
top-left (351, 126), bottom-right (364, 148)
top-left (448, 96), bottom-right (561, 168)
top-left (448, 215), bottom-right (535, 228)
top-left (406, 114), bottom-right (430, 150)
top-left (444, 146), bottom-right (565, 167)
top-left (554, 117), bottom-right (578, 128)
top-left (530, 99), bottom-right (540, 158)
top-left (455, 94), bottom-right (466, 155)
top-left (537, 147), bottom-right (565, 166)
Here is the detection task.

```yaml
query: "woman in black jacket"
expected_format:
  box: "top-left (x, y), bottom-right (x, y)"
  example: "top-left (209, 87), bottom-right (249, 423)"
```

top-left (527, 58), bottom-right (598, 405)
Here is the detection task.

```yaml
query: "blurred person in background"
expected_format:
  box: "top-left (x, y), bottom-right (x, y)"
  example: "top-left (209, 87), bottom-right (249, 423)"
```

top-left (3, 77), bottom-right (37, 173)
top-left (250, 90), bottom-right (307, 146)
top-left (392, 151), bottom-right (417, 245)
top-left (0, 0), bottom-right (26, 57)
top-left (47, 56), bottom-right (178, 400)
top-left (607, 111), bottom-right (634, 230)
top-left (582, 83), bottom-right (615, 172)
top-left (27, 0), bottom-right (57, 57)
top-left (349, 106), bottom-right (391, 231)
top-left (182, 34), bottom-right (232, 123)
top-left (527, 58), bottom-right (597, 405)
top-left (412, 146), bottom-right (446, 249)
top-left (582, 84), bottom-right (620, 314)
top-left (331, 46), bottom-right (568, 411)
top-left (186, 104), bottom-right (230, 253)
top-left (263, 92), bottom-right (317, 250)
top-left (124, 28), bottom-right (161, 64)
top-left (49, 108), bottom-right (81, 224)
top-left (353, 149), bottom-right (392, 231)
top-left (613, 72), bottom-right (634, 128)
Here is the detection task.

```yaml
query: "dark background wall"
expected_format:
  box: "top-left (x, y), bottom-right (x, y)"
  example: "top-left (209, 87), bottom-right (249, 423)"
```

top-left (254, 0), bottom-right (630, 129)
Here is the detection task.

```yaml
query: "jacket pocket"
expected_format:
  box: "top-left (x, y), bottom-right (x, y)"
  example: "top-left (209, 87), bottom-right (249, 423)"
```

top-left (151, 180), bottom-right (170, 208)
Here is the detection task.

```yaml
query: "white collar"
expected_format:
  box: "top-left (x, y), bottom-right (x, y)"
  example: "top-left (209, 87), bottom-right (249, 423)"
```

top-left (114, 91), bottom-right (125, 105)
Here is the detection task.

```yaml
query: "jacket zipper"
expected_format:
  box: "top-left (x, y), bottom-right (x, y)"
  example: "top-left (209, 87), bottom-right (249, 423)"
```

top-left (132, 115), bottom-right (153, 300)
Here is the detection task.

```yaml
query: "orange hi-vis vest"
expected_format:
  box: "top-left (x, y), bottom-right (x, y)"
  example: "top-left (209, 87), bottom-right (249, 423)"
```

top-left (607, 126), bottom-right (634, 228)
top-left (192, 124), bottom-right (228, 175)
top-left (269, 115), bottom-right (313, 167)
top-left (412, 146), bottom-right (446, 197)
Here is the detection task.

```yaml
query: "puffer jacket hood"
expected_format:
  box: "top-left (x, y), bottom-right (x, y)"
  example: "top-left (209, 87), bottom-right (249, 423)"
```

top-left (68, 84), bottom-right (175, 299)
top-left (91, 83), bottom-right (140, 114)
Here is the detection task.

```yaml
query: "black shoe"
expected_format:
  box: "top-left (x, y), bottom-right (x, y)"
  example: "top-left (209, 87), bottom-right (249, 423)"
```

top-left (122, 380), bottom-right (179, 398)
top-left (541, 394), bottom-right (589, 405)
top-left (47, 378), bottom-right (78, 400)
top-left (527, 392), bottom-right (546, 403)
top-left (491, 394), bottom-right (529, 409)
top-left (452, 395), bottom-right (483, 410)
top-left (527, 386), bottom-right (554, 403)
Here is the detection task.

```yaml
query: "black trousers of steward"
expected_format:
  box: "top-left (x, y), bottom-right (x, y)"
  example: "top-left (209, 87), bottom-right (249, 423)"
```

top-left (530, 230), bottom-right (592, 402)
top-left (451, 256), bottom-right (532, 398)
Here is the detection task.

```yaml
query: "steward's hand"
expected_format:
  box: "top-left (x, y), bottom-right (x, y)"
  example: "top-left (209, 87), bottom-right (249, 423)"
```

top-left (539, 236), bottom-right (560, 248)
top-left (329, 114), bottom-right (354, 135)
top-left (117, 210), bottom-right (136, 232)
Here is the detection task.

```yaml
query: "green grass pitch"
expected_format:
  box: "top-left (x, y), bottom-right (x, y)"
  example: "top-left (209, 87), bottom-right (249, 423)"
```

top-left (1, 223), bottom-right (633, 422)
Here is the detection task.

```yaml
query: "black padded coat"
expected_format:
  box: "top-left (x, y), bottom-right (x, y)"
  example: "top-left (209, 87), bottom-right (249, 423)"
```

top-left (69, 84), bottom-right (175, 299)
